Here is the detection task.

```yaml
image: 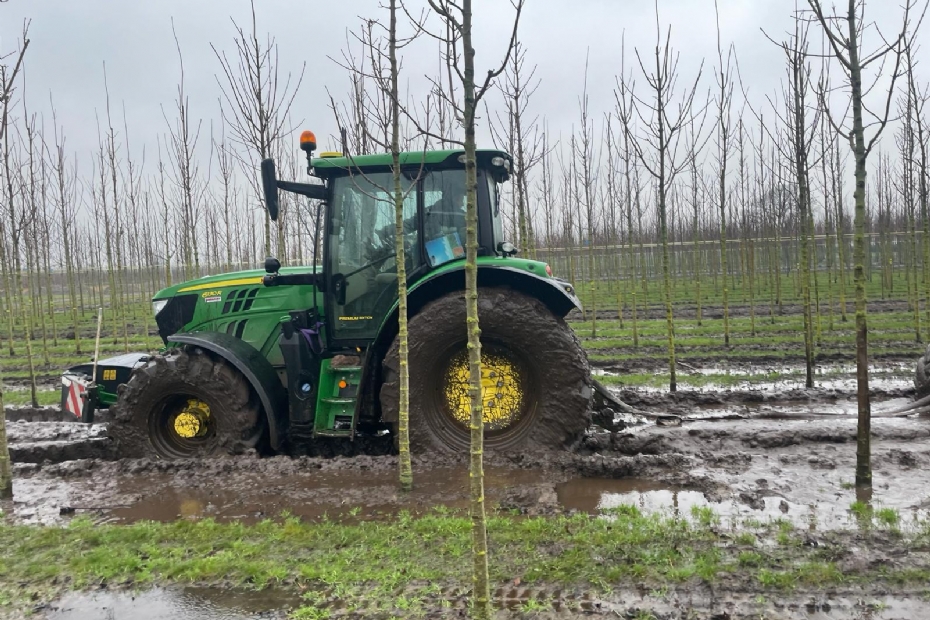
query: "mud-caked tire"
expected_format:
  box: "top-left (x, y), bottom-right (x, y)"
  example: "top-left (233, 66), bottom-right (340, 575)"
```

top-left (109, 348), bottom-right (265, 459)
top-left (915, 343), bottom-right (930, 399)
top-left (380, 288), bottom-right (593, 453)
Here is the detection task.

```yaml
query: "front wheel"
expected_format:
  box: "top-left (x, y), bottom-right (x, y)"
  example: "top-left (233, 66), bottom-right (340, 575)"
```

top-left (110, 349), bottom-right (265, 459)
top-left (380, 288), bottom-right (592, 453)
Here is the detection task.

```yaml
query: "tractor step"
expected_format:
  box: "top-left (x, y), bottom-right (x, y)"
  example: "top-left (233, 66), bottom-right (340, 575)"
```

top-left (314, 429), bottom-right (354, 438)
top-left (314, 359), bottom-right (363, 439)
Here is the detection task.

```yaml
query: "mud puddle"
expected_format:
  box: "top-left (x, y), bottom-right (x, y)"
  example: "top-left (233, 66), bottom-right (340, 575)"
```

top-left (41, 587), bottom-right (297, 620)
top-left (6, 387), bottom-right (930, 534)
top-left (677, 395), bottom-right (920, 421)
top-left (595, 589), bottom-right (930, 619)
top-left (626, 375), bottom-right (914, 394)
top-left (5, 465), bottom-right (562, 525)
top-left (596, 415), bottom-right (930, 530)
top-left (557, 475), bottom-right (930, 530)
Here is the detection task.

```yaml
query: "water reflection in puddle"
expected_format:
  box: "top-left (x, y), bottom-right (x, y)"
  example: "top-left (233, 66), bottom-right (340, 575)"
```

top-left (555, 477), bottom-right (930, 531)
top-left (100, 466), bottom-right (548, 525)
top-left (45, 587), bottom-right (299, 620)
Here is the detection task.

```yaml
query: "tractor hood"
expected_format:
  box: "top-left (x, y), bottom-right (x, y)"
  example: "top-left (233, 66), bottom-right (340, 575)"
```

top-left (151, 265), bottom-right (323, 345)
top-left (153, 265), bottom-right (321, 301)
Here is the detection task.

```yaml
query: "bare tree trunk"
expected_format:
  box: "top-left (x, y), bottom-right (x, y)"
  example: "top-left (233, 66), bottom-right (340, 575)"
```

top-left (714, 0), bottom-right (734, 347)
top-left (788, 30), bottom-right (815, 388)
top-left (388, 0), bottom-right (413, 493)
top-left (905, 44), bottom-right (930, 339)
top-left (630, 6), bottom-right (704, 392)
top-left (100, 70), bottom-right (130, 351)
top-left (51, 108), bottom-right (80, 354)
top-left (460, 7), bottom-right (490, 614)
top-left (423, 1), bottom-right (523, 615)
top-left (0, 357), bottom-right (9, 499)
top-left (833, 142), bottom-right (849, 321)
top-left (808, 0), bottom-right (917, 489)
top-left (576, 62), bottom-right (597, 337)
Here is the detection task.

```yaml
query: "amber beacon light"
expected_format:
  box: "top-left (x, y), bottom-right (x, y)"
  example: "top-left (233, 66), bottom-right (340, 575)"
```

top-left (300, 131), bottom-right (318, 154)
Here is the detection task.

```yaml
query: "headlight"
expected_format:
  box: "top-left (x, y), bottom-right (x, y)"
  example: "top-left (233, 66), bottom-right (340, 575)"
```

top-left (491, 156), bottom-right (511, 171)
top-left (152, 299), bottom-right (169, 316)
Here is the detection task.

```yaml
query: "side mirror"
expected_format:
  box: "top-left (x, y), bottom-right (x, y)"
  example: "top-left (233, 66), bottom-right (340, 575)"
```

top-left (264, 256), bottom-right (281, 274)
top-left (261, 158), bottom-right (279, 222)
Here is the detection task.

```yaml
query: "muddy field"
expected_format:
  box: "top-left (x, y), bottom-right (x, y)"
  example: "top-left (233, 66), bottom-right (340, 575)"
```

top-left (5, 366), bottom-right (930, 618)
top-left (5, 382), bottom-right (929, 529)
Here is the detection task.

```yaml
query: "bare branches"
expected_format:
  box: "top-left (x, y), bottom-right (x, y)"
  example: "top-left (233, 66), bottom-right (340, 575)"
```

top-left (808, 0), bottom-right (924, 159)
top-left (211, 0), bottom-right (305, 161)
top-left (421, 0), bottom-right (524, 108)
top-left (630, 4), bottom-right (709, 188)
top-left (0, 20), bottom-right (30, 144)
top-left (211, 0), bottom-right (306, 257)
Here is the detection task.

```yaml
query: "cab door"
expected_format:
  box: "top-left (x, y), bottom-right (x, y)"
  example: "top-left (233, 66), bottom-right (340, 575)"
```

top-left (325, 172), bottom-right (421, 346)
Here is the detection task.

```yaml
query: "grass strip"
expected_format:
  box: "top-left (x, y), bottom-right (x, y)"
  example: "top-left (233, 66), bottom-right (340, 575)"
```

top-left (0, 509), bottom-right (928, 617)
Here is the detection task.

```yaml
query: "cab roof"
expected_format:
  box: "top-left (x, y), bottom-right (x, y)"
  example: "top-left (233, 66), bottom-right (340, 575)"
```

top-left (310, 148), bottom-right (512, 181)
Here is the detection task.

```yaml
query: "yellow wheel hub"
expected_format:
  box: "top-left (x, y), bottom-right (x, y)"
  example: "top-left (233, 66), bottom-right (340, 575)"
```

top-left (173, 399), bottom-right (212, 439)
top-left (443, 349), bottom-right (525, 431)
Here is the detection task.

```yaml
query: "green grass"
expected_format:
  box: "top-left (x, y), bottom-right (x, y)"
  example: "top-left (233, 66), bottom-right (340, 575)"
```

top-left (0, 510), bottom-right (927, 617)
top-left (560, 268), bottom-right (914, 310)
top-left (2, 389), bottom-right (60, 407)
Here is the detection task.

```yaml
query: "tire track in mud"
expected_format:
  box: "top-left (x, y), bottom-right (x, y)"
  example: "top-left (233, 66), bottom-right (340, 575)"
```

top-left (306, 584), bottom-right (930, 619)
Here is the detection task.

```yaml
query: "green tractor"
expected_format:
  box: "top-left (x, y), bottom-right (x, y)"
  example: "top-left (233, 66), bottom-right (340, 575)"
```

top-left (98, 134), bottom-right (593, 458)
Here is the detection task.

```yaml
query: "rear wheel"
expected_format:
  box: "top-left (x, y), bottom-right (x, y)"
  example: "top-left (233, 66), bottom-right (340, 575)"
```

top-left (380, 288), bottom-right (592, 453)
top-left (110, 349), bottom-right (264, 459)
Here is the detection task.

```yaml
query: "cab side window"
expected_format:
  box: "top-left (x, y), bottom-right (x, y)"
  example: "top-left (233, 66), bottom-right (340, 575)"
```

top-left (423, 170), bottom-right (467, 267)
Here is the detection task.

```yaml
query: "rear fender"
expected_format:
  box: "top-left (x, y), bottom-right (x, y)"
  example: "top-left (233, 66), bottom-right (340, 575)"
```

top-left (377, 265), bottom-right (581, 347)
top-left (168, 332), bottom-right (288, 450)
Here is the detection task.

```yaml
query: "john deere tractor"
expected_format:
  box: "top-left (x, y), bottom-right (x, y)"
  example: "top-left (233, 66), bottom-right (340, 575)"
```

top-left (92, 133), bottom-right (592, 458)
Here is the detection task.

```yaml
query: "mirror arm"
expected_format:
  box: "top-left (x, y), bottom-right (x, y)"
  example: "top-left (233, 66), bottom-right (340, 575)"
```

top-left (277, 180), bottom-right (327, 201)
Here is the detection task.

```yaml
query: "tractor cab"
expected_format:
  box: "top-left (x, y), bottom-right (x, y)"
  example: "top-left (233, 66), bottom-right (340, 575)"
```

top-left (261, 133), bottom-right (514, 348)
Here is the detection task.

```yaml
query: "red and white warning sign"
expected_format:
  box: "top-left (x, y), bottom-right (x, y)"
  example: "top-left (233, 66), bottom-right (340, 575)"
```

top-left (61, 373), bottom-right (91, 420)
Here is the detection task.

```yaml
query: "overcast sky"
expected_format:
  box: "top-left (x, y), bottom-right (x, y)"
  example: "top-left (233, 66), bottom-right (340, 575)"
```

top-left (0, 0), bottom-right (923, 171)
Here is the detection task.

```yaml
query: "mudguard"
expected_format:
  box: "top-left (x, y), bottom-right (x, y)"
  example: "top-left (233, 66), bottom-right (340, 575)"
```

top-left (378, 264), bottom-right (581, 346)
top-left (425, 265), bottom-right (581, 316)
top-left (168, 332), bottom-right (288, 450)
